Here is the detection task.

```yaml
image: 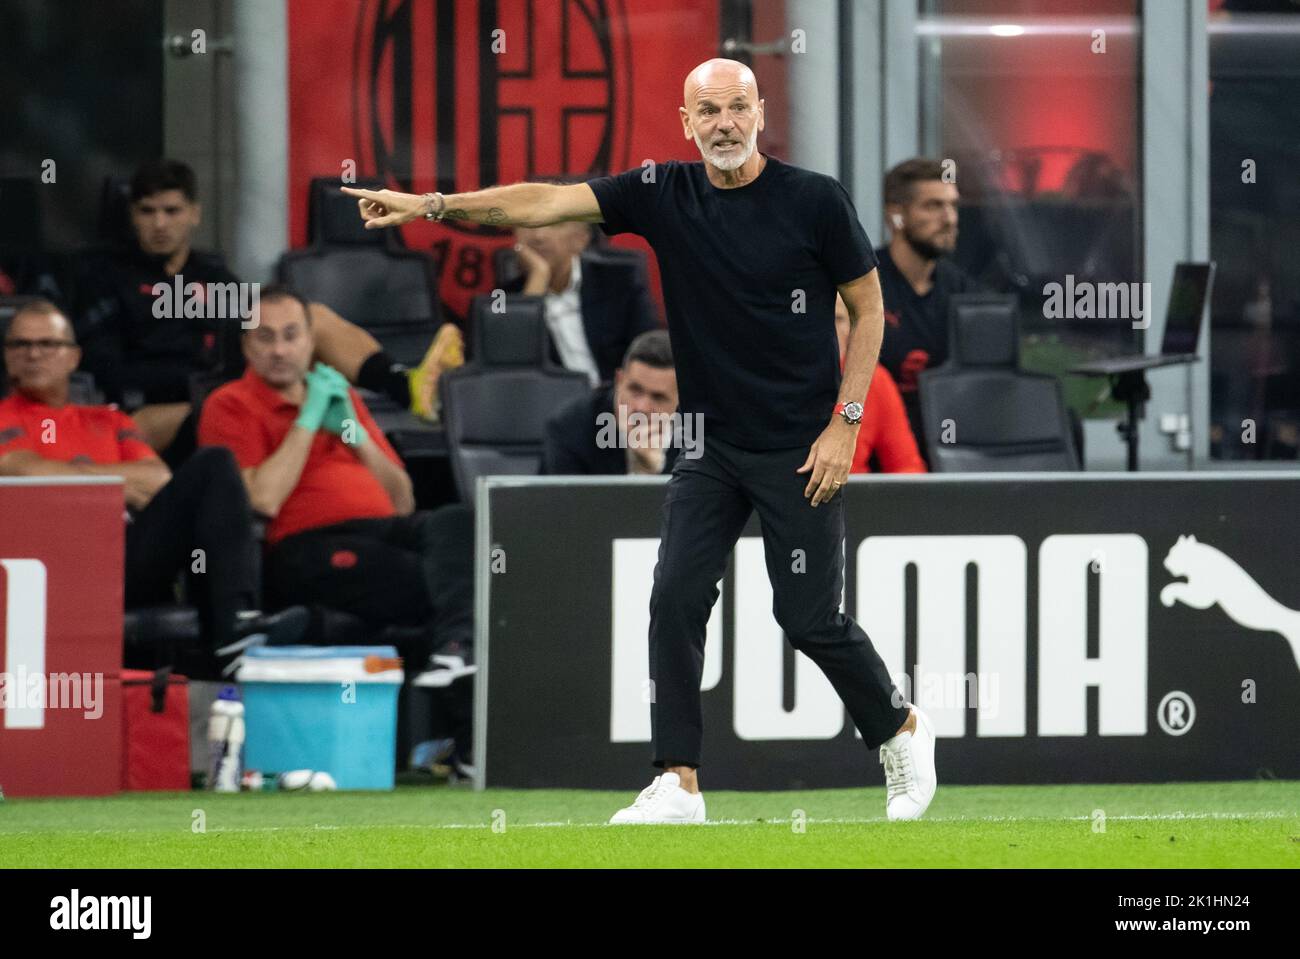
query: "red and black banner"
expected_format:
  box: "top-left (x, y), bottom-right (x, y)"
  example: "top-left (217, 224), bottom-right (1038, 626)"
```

top-left (289, 0), bottom-right (720, 321)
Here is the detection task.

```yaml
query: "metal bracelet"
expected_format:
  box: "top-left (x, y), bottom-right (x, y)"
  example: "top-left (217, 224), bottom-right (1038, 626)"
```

top-left (422, 191), bottom-right (446, 221)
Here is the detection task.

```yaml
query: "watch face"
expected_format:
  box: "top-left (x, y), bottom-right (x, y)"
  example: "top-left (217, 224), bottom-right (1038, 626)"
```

top-left (843, 402), bottom-right (864, 423)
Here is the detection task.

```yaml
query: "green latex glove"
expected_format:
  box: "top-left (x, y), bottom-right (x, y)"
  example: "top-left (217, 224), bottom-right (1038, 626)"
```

top-left (310, 363), bottom-right (366, 446)
top-left (322, 390), bottom-right (366, 446)
top-left (311, 362), bottom-right (350, 393)
top-left (295, 365), bottom-right (342, 431)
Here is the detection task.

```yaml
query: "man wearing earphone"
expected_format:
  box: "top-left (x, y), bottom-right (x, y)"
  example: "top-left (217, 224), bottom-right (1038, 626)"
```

top-left (875, 158), bottom-right (981, 463)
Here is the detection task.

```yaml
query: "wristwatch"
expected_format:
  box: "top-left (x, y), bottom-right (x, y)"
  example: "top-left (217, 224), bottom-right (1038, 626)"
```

top-left (835, 401), bottom-right (864, 425)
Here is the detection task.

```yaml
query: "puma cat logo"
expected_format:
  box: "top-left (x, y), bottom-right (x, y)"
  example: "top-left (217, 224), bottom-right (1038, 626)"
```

top-left (1160, 534), bottom-right (1300, 670)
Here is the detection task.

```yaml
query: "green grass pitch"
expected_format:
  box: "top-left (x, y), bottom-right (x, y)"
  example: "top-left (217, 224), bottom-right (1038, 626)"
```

top-left (1, 780), bottom-right (1295, 868)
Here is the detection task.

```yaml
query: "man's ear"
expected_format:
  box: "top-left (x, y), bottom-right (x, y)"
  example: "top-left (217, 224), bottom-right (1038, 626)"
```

top-left (758, 98), bottom-right (765, 132)
top-left (191, 201), bottom-right (203, 228)
top-left (679, 106), bottom-right (692, 141)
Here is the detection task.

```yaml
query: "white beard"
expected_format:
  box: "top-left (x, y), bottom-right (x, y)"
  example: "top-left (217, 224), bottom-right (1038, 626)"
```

top-left (693, 122), bottom-right (759, 172)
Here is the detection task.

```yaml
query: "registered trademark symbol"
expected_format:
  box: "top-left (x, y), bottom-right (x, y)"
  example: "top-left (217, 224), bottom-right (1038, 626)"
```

top-left (1157, 690), bottom-right (1196, 735)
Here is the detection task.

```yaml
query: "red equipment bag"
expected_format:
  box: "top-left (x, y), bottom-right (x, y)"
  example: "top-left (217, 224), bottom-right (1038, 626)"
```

top-left (121, 667), bottom-right (191, 791)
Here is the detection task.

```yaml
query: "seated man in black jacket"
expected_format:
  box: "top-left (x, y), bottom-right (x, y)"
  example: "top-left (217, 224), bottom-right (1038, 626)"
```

top-left (73, 160), bottom-right (461, 467)
top-left (73, 161), bottom-right (244, 464)
top-left (543, 330), bottom-right (682, 475)
top-left (502, 176), bottom-right (659, 386)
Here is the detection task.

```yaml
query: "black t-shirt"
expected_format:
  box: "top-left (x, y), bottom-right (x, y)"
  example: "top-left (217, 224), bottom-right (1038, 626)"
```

top-left (874, 245), bottom-right (980, 449)
top-left (586, 154), bottom-right (877, 450)
top-left (72, 246), bottom-right (244, 407)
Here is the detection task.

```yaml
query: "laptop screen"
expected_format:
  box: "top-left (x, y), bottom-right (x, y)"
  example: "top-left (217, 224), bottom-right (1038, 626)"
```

top-left (1161, 263), bottom-right (1214, 356)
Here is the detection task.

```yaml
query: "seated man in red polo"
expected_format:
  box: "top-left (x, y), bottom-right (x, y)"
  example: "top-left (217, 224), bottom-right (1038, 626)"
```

top-left (197, 286), bottom-right (474, 688)
top-left (0, 300), bottom-right (304, 674)
top-left (834, 293), bottom-right (927, 474)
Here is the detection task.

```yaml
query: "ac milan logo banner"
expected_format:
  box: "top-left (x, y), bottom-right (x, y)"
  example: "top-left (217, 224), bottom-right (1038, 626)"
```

top-left (289, 0), bottom-right (717, 320)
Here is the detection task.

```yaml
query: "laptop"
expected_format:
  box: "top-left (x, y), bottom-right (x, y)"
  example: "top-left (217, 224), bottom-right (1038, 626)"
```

top-left (1072, 262), bottom-right (1215, 375)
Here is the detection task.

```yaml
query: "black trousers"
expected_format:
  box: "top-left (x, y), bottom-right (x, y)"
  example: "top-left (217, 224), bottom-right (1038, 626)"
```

top-left (125, 446), bottom-right (259, 652)
top-left (264, 505), bottom-right (474, 665)
top-left (648, 435), bottom-right (910, 769)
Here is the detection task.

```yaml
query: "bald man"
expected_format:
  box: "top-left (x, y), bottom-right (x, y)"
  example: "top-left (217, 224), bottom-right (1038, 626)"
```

top-left (342, 58), bottom-right (937, 823)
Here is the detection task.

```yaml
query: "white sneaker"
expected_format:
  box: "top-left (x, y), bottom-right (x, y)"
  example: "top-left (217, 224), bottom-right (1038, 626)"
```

top-left (608, 772), bottom-right (706, 824)
top-left (879, 704), bottom-right (937, 821)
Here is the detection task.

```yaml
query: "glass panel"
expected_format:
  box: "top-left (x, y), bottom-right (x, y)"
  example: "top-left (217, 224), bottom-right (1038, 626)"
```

top-left (917, 0), bottom-right (1142, 421)
top-left (1208, 1), bottom-right (1300, 461)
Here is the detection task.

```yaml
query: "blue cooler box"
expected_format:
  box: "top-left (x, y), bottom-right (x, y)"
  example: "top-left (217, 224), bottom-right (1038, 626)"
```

top-left (238, 646), bottom-right (404, 790)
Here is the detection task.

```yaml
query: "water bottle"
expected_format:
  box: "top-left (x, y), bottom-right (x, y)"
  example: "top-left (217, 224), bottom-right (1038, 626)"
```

top-left (207, 686), bottom-right (245, 793)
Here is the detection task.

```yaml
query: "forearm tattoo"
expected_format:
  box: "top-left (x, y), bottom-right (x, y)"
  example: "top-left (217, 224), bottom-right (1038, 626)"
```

top-left (440, 206), bottom-right (507, 225)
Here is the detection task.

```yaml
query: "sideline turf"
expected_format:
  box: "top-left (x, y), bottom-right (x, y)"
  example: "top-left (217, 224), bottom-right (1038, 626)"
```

top-left (0, 781), bottom-right (1295, 868)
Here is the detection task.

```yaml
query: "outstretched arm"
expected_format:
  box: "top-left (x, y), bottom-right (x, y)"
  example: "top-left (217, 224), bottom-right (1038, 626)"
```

top-left (340, 182), bottom-right (603, 230)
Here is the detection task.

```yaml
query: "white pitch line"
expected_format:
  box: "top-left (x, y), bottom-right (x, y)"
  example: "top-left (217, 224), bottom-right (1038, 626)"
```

top-left (0, 810), bottom-right (1293, 837)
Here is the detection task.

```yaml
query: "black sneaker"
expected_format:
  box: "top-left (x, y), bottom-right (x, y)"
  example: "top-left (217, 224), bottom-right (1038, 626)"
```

top-left (232, 606), bottom-right (311, 647)
top-left (215, 607), bottom-right (311, 675)
top-left (412, 640), bottom-right (476, 688)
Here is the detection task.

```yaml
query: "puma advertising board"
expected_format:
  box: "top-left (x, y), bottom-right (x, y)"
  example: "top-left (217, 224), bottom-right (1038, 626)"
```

top-left (476, 474), bottom-right (1300, 789)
